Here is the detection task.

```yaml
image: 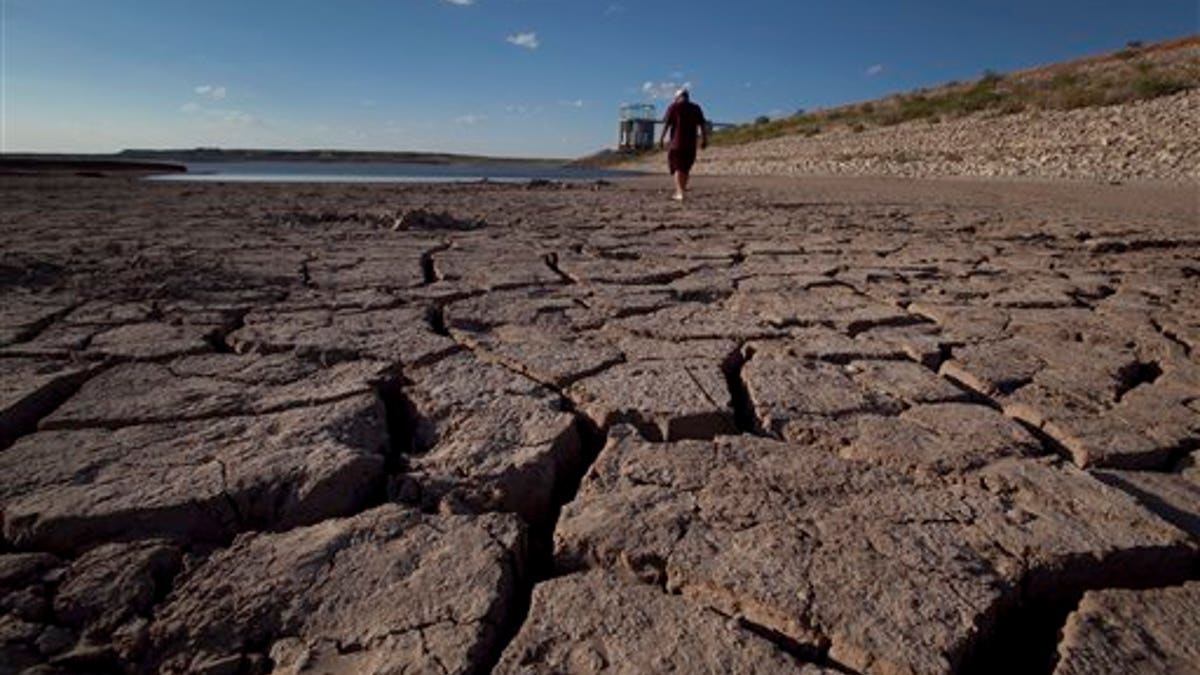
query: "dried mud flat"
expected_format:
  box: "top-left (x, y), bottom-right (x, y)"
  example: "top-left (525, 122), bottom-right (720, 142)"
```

top-left (1, 174), bottom-right (1197, 674)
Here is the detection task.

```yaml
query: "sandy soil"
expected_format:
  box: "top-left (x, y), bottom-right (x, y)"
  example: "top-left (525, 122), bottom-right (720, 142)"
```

top-left (1, 174), bottom-right (1197, 674)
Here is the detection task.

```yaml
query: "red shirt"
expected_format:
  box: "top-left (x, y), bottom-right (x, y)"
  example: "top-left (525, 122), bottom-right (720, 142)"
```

top-left (663, 101), bottom-right (706, 150)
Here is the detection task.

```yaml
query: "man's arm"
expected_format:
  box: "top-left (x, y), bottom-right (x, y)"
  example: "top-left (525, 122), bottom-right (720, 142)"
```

top-left (698, 108), bottom-right (708, 149)
top-left (660, 105), bottom-right (674, 149)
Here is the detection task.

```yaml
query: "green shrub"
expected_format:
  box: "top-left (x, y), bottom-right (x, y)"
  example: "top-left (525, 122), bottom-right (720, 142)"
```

top-left (1133, 75), bottom-right (1189, 98)
top-left (711, 41), bottom-right (1198, 148)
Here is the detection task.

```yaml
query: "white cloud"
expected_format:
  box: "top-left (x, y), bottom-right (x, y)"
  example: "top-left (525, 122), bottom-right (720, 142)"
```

top-left (442, 0), bottom-right (475, 5)
top-left (604, 4), bottom-right (625, 15)
top-left (558, 99), bottom-right (584, 108)
top-left (641, 80), bottom-right (691, 101)
top-left (194, 84), bottom-right (227, 100)
top-left (180, 102), bottom-right (201, 114)
top-left (455, 114), bottom-right (486, 125)
top-left (506, 31), bottom-right (539, 49)
top-left (866, 64), bottom-right (884, 76)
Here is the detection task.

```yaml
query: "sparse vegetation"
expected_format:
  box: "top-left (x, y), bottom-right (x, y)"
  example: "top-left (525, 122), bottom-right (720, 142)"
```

top-left (711, 35), bottom-right (1199, 148)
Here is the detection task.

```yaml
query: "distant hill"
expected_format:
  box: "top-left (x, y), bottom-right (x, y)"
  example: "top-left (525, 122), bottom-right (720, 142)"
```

top-left (115, 148), bottom-right (564, 166)
top-left (712, 35), bottom-right (1200, 147)
top-left (2, 149), bottom-right (567, 168)
top-left (0, 157), bottom-right (186, 177)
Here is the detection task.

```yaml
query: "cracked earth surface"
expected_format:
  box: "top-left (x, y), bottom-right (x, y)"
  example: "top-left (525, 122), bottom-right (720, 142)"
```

top-left (0, 174), bottom-right (1197, 674)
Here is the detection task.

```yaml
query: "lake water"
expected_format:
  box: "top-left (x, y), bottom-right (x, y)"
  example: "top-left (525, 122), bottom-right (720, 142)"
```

top-left (146, 160), bottom-right (638, 183)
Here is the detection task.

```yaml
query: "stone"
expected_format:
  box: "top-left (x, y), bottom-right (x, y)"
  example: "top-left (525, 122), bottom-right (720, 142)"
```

top-left (844, 402), bottom-right (1044, 476)
top-left (454, 324), bottom-right (625, 389)
top-left (34, 625), bottom-right (76, 657)
top-left (845, 359), bottom-right (970, 404)
top-left (568, 360), bottom-right (735, 442)
top-left (1, 394), bottom-right (386, 554)
top-left (53, 540), bottom-right (182, 639)
top-left (780, 328), bottom-right (913, 363)
top-left (612, 303), bottom-right (786, 341)
top-left (41, 353), bottom-right (389, 430)
top-left (741, 346), bottom-right (901, 441)
top-left (84, 321), bottom-right (215, 361)
top-left (940, 338), bottom-right (1045, 397)
top-left (435, 244), bottom-right (563, 290)
top-left (556, 430), bottom-right (1194, 675)
top-left (614, 336), bottom-right (738, 364)
top-left (1054, 583), bottom-right (1200, 675)
top-left (0, 612), bottom-right (43, 644)
top-left (0, 292), bottom-right (76, 349)
top-left (496, 570), bottom-right (831, 674)
top-left (146, 505), bottom-right (525, 675)
top-left (1092, 469), bottom-right (1200, 538)
top-left (444, 288), bottom-right (595, 333)
top-left (392, 352), bottom-right (582, 524)
top-left (230, 305), bottom-right (461, 368)
top-left (0, 359), bottom-right (93, 449)
top-left (731, 283), bottom-right (914, 334)
top-left (0, 554), bottom-right (61, 590)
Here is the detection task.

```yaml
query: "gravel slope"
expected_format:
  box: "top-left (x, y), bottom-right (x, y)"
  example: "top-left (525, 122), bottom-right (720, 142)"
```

top-left (622, 90), bottom-right (1199, 183)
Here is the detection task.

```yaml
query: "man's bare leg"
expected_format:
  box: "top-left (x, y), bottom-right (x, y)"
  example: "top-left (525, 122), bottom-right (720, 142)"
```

top-left (673, 171), bottom-right (686, 200)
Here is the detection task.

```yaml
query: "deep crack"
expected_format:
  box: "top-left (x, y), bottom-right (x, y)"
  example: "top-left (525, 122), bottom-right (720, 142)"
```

top-left (542, 251), bottom-right (577, 285)
top-left (420, 243), bottom-right (450, 286)
top-left (956, 546), bottom-right (1196, 675)
top-left (1113, 360), bottom-right (1163, 403)
top-left (0, 364), bottom-right (103, 450)
top-left (722, 343), bottom-right (761, 435)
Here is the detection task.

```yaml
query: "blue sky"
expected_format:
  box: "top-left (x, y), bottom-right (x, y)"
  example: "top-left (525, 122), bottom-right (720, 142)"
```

top-left (2, 0), bottom-right (1196, 157)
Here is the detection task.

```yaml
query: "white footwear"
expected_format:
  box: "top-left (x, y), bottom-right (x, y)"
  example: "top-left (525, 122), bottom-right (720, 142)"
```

top-left (672, 192), bottom-right (684, 201)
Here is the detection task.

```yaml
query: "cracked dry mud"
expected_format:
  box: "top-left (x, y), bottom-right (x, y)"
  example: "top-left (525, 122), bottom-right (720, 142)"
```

top-left (0, 174), bottom-right (1197, 674)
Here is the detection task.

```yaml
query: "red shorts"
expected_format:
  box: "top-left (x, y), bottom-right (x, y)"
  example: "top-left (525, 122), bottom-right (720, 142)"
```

top-left (668, 147), bottom-right (696, 174)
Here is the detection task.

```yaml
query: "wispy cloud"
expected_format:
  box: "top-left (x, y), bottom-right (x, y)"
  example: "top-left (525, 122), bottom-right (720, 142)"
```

top-left (866, 64), bottom-right (885, 76)
top-left (506, 31), bottom-right (539, 49)
top-left (180, 101), bottom-right (258, 127)
top-left (604, 4), bottom-right (625, 15)
top-left (194, 84), bottom-right (227, 100)
top-left (455, 114), bottom-right (486, 125)
top-left (641, 80), bottom-right (691, 101)
top-left (505, 104), bottom-right (544, 115)
top-left (442, 0), bottom-right (475, 6)
top-left (558, 99), bottom-right (584, 108)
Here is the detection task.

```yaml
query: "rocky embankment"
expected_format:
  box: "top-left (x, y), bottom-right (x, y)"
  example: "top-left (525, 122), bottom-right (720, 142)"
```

top-left (623, 90), bottom-right (1200, 183)
top-left (1, 175), bottom-right (1197, 674)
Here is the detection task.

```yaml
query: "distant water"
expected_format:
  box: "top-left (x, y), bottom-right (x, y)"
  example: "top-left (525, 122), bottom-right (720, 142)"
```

top-left (146, 160), bottom-right (637, 183)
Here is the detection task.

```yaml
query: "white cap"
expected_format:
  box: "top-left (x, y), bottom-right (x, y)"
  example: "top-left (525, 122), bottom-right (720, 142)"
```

top-left (675, 87), bottom-right (689, 98)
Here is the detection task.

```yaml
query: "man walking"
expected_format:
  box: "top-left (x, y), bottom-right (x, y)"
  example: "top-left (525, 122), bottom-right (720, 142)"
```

top-left (659, 88), bottom-right (707, 202)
